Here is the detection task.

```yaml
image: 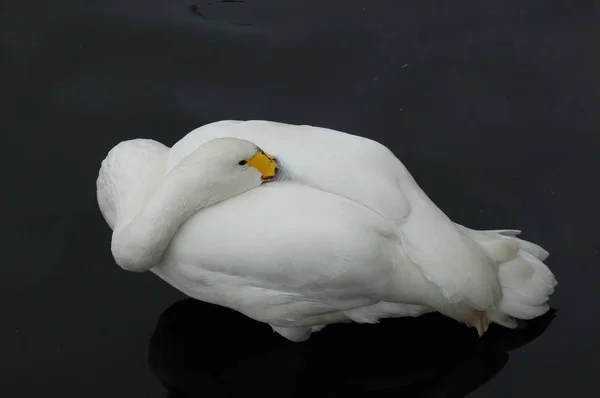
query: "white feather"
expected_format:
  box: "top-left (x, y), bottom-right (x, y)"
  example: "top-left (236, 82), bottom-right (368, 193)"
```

top-left (97, 120), bottom-right (557, 341)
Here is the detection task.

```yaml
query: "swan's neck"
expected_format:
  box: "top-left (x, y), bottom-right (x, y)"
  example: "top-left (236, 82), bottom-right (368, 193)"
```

top-left (110, 161), bottom-right (226, 272)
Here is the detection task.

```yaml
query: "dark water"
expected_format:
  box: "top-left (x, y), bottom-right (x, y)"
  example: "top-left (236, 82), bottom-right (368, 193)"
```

top-left (3, 1), bottom-right (599, 397)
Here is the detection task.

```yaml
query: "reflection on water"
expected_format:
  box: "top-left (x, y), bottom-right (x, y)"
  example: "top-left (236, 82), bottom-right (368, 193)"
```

top-left (148, 299), bottom-right (556, 397)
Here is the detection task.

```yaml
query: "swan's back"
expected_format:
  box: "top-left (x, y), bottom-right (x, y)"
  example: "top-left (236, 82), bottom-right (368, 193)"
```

top-left (167, 120), bottom-right (413, 225)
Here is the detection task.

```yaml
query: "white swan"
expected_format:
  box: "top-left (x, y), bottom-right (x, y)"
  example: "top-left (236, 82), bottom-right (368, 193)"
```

top-left (97, 120), bottom-right (557, 342)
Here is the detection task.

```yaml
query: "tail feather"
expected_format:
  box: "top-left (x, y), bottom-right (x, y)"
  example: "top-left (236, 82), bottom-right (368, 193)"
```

top-left (513, 237), bottom-right (550, 261)
top-left (496, 251), bottom-right (557, 319)
top-left (457, 225), bottom-right (557, 329)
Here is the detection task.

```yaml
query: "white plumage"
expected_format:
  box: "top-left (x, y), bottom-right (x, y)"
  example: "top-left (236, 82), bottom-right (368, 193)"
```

top-left (97, 120), bottom-right (557, 341)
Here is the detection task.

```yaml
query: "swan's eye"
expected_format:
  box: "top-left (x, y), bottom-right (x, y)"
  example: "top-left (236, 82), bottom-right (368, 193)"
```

top-left (238, 160), bottom-right (247, 166)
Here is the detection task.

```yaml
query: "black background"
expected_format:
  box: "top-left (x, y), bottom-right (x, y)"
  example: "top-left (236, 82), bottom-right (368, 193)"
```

top-left (2, 0), bottom-right (599, 397)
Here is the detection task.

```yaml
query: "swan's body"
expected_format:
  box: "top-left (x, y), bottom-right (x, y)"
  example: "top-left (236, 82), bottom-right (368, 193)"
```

top-left (97, 120), bottom-right (557, 341)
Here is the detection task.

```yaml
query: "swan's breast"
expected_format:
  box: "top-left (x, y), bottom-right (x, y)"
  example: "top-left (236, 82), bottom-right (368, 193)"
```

top-left (166, 182), bottom-right (398, 294)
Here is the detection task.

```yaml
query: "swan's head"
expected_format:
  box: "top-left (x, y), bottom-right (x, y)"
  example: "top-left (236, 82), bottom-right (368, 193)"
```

top-left (181, 137), bottom-right (281, 195)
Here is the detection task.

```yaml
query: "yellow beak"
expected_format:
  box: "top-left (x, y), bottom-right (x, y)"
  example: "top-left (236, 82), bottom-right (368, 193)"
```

top-left (247, 150), bottom-right (280, 182)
